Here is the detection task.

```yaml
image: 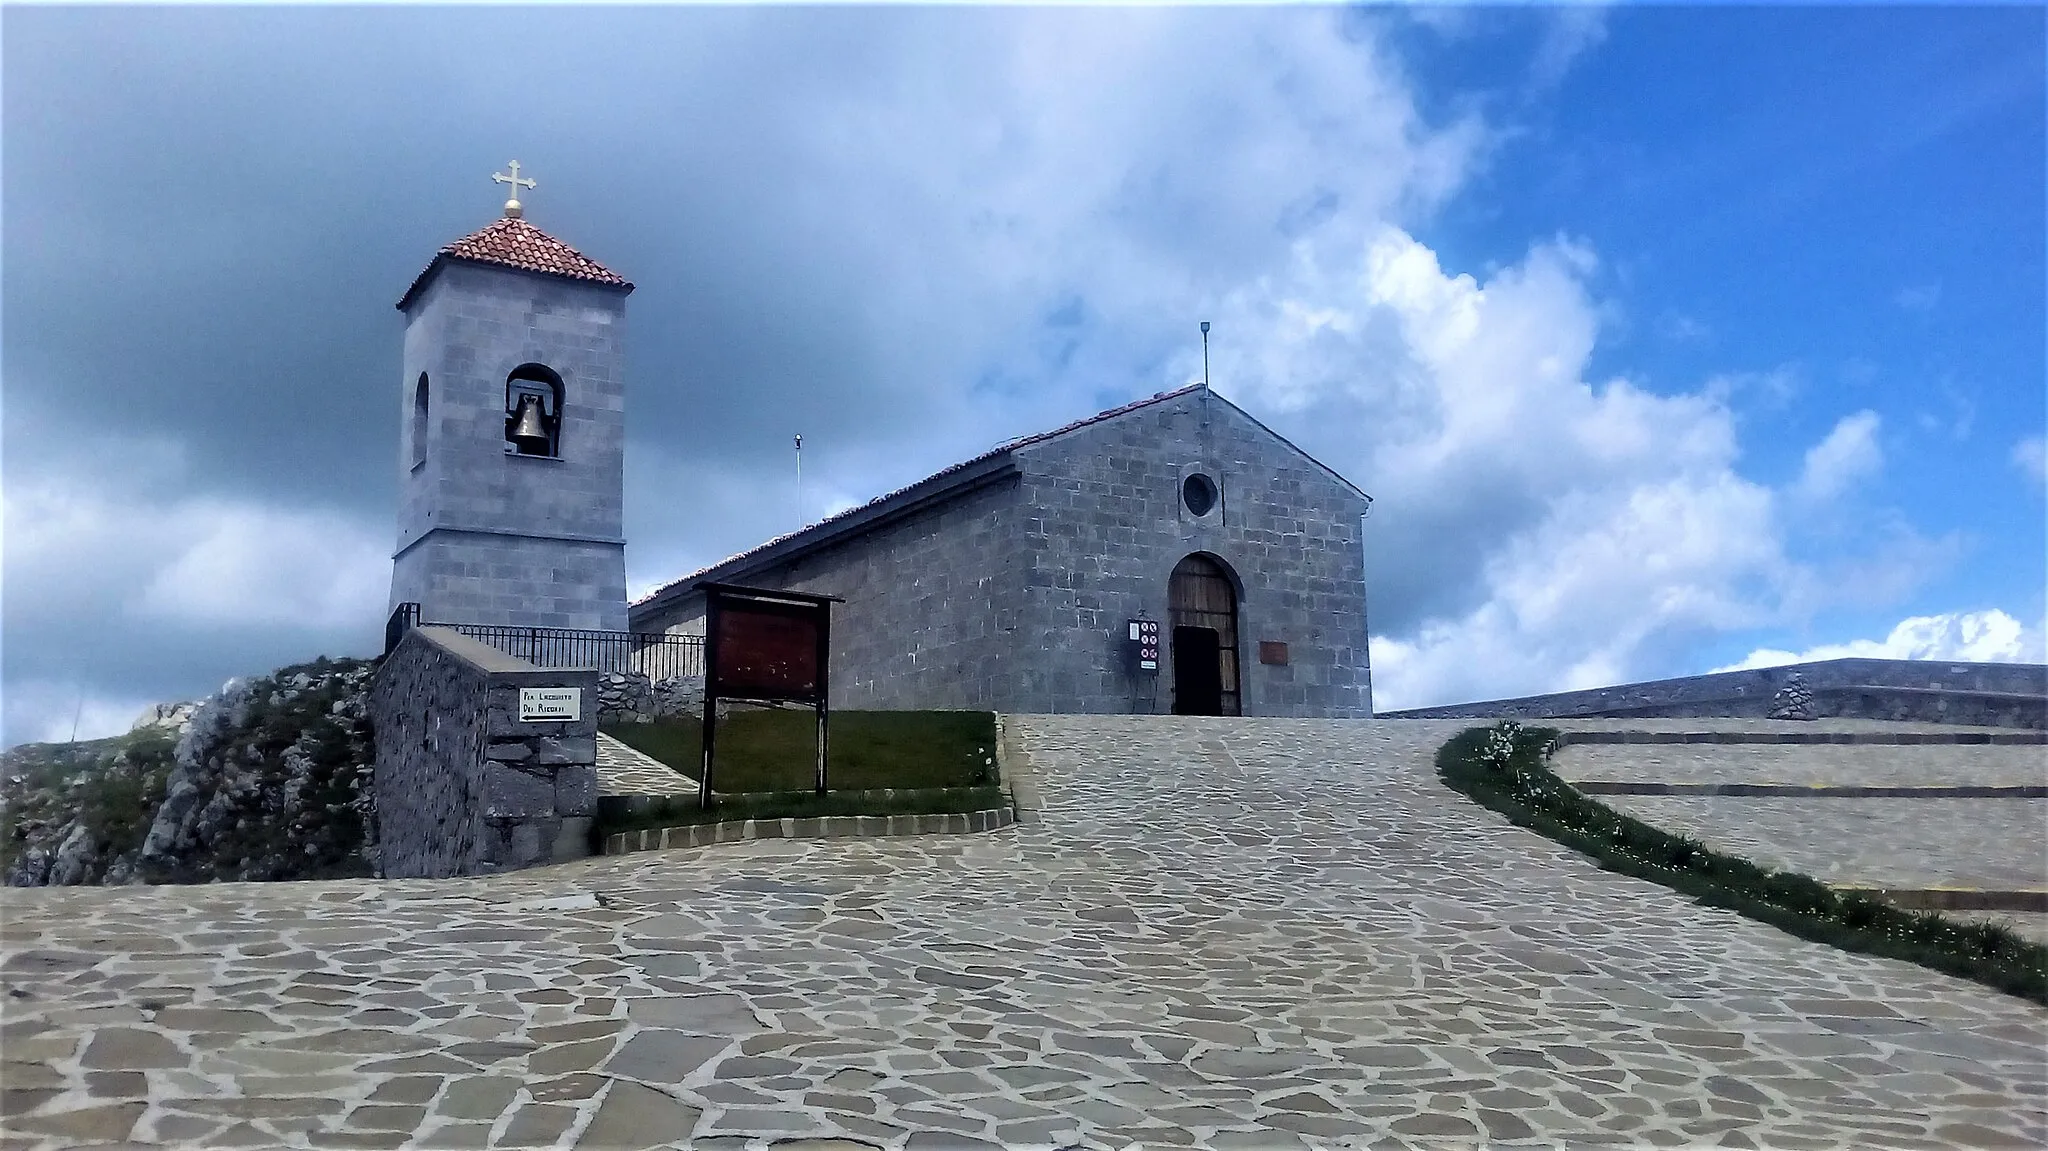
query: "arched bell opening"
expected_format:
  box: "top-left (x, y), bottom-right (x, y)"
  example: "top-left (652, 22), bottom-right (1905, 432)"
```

top-left (1169, 552), bottom-right (1241, 717)
top-left (505, 363), bottom-right (565, 457)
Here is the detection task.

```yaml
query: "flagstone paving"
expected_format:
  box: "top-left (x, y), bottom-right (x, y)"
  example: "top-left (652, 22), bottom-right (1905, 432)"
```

top-left (596, 734), bottom-right (698, 801)
top-left (2, 715), bottom-right (2045, 1150)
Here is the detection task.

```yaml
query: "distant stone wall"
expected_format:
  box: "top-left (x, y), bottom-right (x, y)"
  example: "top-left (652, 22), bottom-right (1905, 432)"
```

top-left (1381, 658), bottom-right (2047, 730)
top-left (593, 672), bottom-right (704, 724)
top-left (370, 627), bottom-right (599, 878)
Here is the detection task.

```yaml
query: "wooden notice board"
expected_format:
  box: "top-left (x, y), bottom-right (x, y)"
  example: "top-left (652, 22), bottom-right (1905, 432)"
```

top-left (697, 582), bottom-right (844, 807)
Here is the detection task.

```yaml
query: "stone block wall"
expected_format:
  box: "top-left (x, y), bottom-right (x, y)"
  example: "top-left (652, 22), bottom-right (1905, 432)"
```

top-left (636, 477), bottom-right (1023, 711)
top-left (389, 531), bottom-right (628, 632)
top-left (370, 626), bottom-right (600, 878)
top-left (1381, 658), bottom-right (2048, 729)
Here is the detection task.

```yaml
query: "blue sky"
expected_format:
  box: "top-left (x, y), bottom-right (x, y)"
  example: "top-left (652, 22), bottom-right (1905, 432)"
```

top-left (1391, 2), bottom-right (2047, 677)
top-left (3, 2), bottom-right (2043, 743)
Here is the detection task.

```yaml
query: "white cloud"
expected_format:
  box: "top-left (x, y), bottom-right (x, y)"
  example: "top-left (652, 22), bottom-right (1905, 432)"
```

top-left (1791, 410), bottom-right (1882, 505)
top-left (134, 503), bottom-right (387, 630)
top-left (2, 419), bottom-right (389, 747)
top-left (1658, 312), bottom-right (1710, 343)
top-left (1912, 379), bottom-right (1976, 442)
top-left (5, 472), bottom-right (385, 633)
top-left (0, 681), bottom-right (162, 750)
top-left (1894, 283), bottom-right (1941, 311)
top-left (1713, 609), bottom-right (2046, 672)
top-left (1701, 365), bottom-right (1799, 410)
top-left (1530, 6), bottom-right (1610, 90)
top-left (1195, 223), bottom-right (1828, 712)
top-left (2014, 435), bottom-right (2047, 487)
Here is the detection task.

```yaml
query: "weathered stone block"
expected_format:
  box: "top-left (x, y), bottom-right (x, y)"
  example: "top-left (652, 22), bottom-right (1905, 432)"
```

top-left (482, 764), bottom-right (556, 819)
top-left (555, 766), bottom-right (597, 817)
top-left (526, 736), bottom-right (596, 767)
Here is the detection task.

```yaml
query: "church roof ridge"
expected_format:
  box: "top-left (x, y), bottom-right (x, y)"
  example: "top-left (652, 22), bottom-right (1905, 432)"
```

top-left (397, 216), bottom-right (633, 310)
top-left (631, 383), bottom-right (1206, 612)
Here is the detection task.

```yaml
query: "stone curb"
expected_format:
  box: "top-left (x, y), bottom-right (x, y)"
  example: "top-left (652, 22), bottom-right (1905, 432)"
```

top-left (1832, 886), bottom-right (2048, 913)
top-left (1551, 730), bottom-right (2047, 748)
top-left (1572, 781), bottom-right (2048, 799)
top-left (997, 713), bottom-right (1044, 824)
top-left (600, 806), bottom-right (1016, 856)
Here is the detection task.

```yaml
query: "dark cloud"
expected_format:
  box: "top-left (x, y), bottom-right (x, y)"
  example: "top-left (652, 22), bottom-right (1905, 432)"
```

top-left (13, 6), bottom-right (2009, 743)
top-left (9, 4), bottom-right (1494, 743)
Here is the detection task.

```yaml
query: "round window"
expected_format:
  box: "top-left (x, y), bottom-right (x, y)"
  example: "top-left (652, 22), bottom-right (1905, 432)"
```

top-left (1182, 473), bottom-right (1218, 516)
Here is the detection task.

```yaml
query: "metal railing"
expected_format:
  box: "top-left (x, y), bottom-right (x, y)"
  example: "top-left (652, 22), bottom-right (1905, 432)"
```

top-left (384, 602), bottom-right (704, 679)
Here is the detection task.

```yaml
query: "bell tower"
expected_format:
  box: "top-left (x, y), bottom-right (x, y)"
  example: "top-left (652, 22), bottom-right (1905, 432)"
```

top-left (389, 163), bottom-right (634, 631)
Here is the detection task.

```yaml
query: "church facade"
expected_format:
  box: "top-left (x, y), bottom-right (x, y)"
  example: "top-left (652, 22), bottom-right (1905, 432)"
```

top-left (632, 385), bottom-right (1376, 718)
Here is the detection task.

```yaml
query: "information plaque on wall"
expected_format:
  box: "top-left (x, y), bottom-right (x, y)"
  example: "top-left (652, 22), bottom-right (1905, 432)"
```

top-left (518, 687), bottom-right (582, 722)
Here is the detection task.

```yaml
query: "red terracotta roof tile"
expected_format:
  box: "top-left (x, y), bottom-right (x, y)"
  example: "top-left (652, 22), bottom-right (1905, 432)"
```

top-left (398, 216), bottom-right (632, 309)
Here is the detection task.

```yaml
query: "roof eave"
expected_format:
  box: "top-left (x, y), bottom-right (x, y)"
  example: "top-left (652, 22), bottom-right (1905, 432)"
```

top-left (630, 453), bottom-right (1020, 619)
top-left (396, 253), bottom-right (637, 313)
top-left (1201, 388), bottom-right (1373, 506)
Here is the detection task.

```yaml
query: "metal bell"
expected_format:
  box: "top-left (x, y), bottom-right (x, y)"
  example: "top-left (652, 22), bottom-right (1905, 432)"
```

top-left (509, 393), bottom-right (550, 453)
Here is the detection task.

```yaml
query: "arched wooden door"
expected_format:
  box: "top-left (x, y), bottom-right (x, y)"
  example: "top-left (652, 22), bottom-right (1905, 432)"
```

top-left (1169, 554), bottom-right (1240, 716)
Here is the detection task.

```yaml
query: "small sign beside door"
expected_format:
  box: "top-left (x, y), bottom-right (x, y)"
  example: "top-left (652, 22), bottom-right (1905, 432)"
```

top-left (1127, 619), bottom-right (1160, 672)
top-left (519, 687), bottom-right (582, 722)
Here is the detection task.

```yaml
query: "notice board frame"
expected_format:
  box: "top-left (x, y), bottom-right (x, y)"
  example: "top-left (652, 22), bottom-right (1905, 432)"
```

top-left (697, 581), bottom-right (844, 809)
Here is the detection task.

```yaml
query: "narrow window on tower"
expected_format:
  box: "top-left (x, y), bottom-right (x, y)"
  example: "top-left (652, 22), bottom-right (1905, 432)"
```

top-left (505, 363), bottom-right (565, 458)
top-left (411, 373), bottom-right (430, 469)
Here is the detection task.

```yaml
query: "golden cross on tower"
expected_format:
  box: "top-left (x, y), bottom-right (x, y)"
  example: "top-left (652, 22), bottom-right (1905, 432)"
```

top-left (492, 160), bottom-right (536, 218)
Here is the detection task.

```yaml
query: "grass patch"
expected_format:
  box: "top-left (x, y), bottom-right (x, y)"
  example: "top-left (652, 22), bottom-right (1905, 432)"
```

top-left (599, 785), bottom-right (1007, 840)
top-left (601, 709), bottom-right (998, 792)
top-left (1438, 722), bottom-right (2048, 1006)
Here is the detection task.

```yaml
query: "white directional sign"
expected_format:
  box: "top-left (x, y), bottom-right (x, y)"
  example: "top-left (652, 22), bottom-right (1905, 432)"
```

top-left (519, 687), bottom-right (582, 722)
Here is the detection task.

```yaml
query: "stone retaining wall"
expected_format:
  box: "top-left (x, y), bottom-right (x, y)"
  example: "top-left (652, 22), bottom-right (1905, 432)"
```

top-left (1549, 729), bottom-right (2047, 748)
top-left (603, 807), bottom-right (1015, 856)
top-left (1384, 658), bottom-right (2047, 729)
top-left (370, 627), bottom-right (599, 878)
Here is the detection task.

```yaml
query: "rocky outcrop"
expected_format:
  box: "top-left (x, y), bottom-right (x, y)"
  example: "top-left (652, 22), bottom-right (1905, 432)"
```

top-left (3, 657), bottom-right (379, 887)
top-left (129, 700), bottom-right (199, 736)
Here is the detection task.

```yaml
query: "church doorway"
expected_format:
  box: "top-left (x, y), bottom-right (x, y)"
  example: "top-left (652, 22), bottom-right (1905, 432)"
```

top-left (1169, 553), bottom-right (1240, 716)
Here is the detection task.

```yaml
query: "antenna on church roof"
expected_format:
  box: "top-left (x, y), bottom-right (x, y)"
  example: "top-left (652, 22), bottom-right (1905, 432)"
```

top-left (1200, 321), bottom-right (1211, 390)
top-left (493, 160), bottom-right (535, 218)
top-left (794, 433), bottom-right (804, 528)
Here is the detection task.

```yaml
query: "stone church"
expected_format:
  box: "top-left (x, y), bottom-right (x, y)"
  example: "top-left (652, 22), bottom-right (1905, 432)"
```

top-left (633, 386), bottom-right (1376, 719)
top-left (390, 176), bottom-right (1376, 719)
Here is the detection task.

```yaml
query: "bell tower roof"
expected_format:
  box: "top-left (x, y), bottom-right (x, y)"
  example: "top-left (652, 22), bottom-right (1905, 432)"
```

top-left (397, 215), bottom-right (633, 311)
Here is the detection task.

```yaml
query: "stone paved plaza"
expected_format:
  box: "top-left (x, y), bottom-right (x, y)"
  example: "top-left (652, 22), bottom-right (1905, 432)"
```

top-left (3, 716), bottom-right (2046, 1149)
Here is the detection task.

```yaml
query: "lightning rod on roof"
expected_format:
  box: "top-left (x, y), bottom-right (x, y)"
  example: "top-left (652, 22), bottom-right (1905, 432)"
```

top-left (795, 433), bottom-right (804, 529)
top-left (1200, 321), bottom-right (1211, 390)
